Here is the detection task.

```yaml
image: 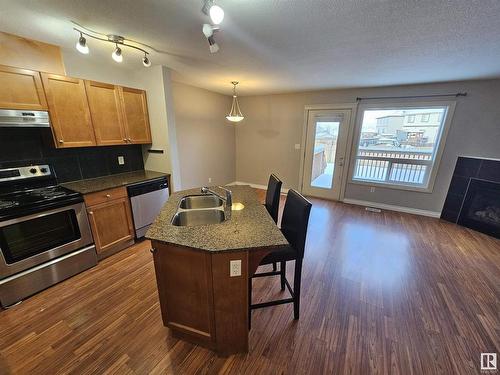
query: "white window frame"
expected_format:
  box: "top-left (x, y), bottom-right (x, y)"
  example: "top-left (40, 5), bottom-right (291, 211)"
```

top-left (348, 100), bottom-right (456, 193)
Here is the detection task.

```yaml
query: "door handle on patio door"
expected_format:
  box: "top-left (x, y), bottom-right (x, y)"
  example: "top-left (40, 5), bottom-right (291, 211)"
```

top-left (338, 157), bottom-right (344, 166)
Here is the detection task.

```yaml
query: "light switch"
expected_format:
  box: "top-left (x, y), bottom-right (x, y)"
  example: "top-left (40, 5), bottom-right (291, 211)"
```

top-left (118, 156), bottom-right (125, 165)
top-left (230, 260), bottom-right (242, 277)
top-left (294, 144), bottom-right (301, 150)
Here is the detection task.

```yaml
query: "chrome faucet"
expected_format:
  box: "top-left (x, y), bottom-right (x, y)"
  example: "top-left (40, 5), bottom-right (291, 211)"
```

top-left (201, 186), bottom-right (232, 209)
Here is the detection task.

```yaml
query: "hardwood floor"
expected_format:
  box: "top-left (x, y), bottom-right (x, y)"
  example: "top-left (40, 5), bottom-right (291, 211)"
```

top-left (0, 191), bottom-right (499, 374)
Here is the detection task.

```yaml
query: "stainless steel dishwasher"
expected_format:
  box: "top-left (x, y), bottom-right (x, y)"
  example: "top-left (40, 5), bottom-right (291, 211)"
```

top-left (127, 177), bottom-right (169, 238)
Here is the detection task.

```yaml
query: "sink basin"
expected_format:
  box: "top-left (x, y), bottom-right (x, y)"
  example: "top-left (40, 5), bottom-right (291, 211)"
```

top-left (172, 209), bottom-right (225, 226)
top-left (179, 195), bottom-right (223, 209)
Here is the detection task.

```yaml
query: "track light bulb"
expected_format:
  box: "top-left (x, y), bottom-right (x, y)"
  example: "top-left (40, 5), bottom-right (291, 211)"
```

top-left (76, 34), bottom-right (89, 54)
top-left (112, 45), bottom-right (123, 63)
top-left (209, 4), bottom-right (224, 25)
top-left (209, 42), bottom-right (219, 54)
top-left (142, 54), bottom-right (151, 67)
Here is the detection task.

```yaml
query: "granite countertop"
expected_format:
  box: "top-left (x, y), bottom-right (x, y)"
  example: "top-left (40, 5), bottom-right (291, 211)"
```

top-left (61, 170), bottom-right (169, 194)
top-left (146, 185), bottom-right (289, 252)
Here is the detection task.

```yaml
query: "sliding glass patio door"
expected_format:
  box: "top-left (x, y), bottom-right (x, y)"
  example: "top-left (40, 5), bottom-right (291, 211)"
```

top-left (302, 109), bottom-right (351, 200)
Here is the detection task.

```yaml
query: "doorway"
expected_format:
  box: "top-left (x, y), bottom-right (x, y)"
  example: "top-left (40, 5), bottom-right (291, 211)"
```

top-left (301, 109), bottom-right (352, 200)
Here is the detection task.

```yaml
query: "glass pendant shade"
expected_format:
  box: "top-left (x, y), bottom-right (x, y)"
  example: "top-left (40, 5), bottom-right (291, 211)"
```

top-left (226, 82), bottom-right (244, 122)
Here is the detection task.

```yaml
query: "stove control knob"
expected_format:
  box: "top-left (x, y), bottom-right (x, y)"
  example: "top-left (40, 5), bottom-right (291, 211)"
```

top-left (40, 167), bottom-right (48, 173)
top-left (29, 168), bottom-right (37, 174)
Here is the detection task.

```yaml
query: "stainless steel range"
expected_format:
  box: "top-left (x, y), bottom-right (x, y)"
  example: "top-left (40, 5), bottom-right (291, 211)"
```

top-left (0, 165), bottom-right (96, 308)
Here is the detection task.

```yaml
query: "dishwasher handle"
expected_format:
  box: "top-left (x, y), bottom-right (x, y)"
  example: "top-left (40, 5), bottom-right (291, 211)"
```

top-left (127, 177), bottom-right (169, 197)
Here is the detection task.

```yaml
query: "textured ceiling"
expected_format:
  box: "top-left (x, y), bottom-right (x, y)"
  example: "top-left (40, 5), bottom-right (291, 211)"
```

top-left (1, 0), bottom-right (500, 95)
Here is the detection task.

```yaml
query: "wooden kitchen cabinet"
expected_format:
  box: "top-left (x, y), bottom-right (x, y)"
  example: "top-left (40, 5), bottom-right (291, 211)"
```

top-left (85, 80), bottom-right (127, 146)
top-left (84, 187), bottom-right (135, 259)
top-left (120, 86), bottom-right (152, 144)
top-left (0, 65), bottom-right (47, 110)
top-left (41, 73), bottom-right (96, 148)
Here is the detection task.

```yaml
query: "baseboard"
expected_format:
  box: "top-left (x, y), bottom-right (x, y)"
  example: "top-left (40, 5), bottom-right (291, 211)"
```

top-left (342, 198), bottom-right (441, 218)
top-left (229, 181), bottom-right (289, 195)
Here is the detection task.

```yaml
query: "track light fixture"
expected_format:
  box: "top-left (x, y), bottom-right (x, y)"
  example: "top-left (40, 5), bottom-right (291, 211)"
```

top-left (202, 0), bottom-right (225, 25)
top-left (202, 24), bottom-right (220, 54)
top-left (142, 53), bottom-right (151, 67)
top-left (76, 32), bottom-right (89, 54)
top-left (73, 25), bottom-right (152, 67)
top-left (112, 44), bottom-right (123, 63)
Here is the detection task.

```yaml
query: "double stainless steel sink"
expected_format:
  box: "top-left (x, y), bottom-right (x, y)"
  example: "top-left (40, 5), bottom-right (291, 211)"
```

top-left (179, 195), bottom-right (223, 209)
top-left (172, 194), bottom-right (226, 226)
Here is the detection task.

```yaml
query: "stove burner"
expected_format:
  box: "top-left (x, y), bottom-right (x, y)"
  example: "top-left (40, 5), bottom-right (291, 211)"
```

top-left (31, 187), bottom-right (67, 199)
top-left (0, 200), bottom-right (20, 210)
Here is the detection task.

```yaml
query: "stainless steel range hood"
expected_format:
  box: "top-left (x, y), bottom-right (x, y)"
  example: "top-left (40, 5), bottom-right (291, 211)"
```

top-left (0, 109), bottom-right (50, 128)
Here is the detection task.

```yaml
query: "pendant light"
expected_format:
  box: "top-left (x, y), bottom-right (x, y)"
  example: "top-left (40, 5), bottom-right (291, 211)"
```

top-left (226, 81), bottom-right (244, 122)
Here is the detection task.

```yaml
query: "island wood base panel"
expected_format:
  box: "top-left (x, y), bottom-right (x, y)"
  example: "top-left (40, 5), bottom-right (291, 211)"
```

top-left (151, 241), bottom-right (270, 356)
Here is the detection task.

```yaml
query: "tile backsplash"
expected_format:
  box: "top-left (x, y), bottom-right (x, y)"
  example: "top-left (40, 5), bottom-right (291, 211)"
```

top-left (0, 128), bottom-right (144, 183)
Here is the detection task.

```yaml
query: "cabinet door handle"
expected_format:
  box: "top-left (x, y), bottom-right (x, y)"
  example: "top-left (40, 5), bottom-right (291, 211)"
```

top-left (88, 211), bottom-right (94, 215)
top-left (106, 194), bottom-right (111, 198)
top-left (127, 138), bottom-right (132, 142)
top-left (59, 139), bottom-right (64, 143)
top-left (150, 248), bottom-right (156, 254)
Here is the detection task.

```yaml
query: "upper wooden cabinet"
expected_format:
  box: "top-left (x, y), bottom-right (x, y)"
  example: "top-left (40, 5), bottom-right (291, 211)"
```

top-left (85, 80), bottom-right (127, 146)
top-left (41, 73), bottom-right (96, 148)
top-left (0, 65), bottom-right (47, 110)
top-left (1, 61), bottom-right (152, 148)
top-left (120, 87), bottom-right (152, 144)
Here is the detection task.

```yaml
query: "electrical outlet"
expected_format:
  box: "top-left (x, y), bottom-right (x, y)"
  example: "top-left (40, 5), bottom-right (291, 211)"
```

top-left (370, 187), bottom-right (375, 193)
top-left (208, 177), bottom-right (212, 183)
top-left (230, 260), bottom-right (242, 277)
top-left (118, 156), bottom-right (125, 165)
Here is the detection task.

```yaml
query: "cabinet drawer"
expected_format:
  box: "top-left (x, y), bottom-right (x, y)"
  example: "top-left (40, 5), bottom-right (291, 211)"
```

top-left (84, 186), bottom-right (128, 207)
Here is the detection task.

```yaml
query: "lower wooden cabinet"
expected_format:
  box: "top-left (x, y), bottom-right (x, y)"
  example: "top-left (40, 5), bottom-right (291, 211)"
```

top-left (84, 187), bottom-right (134, 259)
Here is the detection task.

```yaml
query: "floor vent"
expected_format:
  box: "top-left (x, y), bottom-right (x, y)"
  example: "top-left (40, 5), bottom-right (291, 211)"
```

top-left (365, 207), bottom-right (382, 213)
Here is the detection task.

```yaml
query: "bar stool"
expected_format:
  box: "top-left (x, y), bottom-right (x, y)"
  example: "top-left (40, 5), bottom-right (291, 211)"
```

top-left (265, 174), bottom-right (282, 223)
top-left (264, 174), bottom-right (282, 271)
top-left (249, 189), bottom-right (312, 327)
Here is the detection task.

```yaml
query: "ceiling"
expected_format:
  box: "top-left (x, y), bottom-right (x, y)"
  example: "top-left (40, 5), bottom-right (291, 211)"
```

top-left (1, 0), bottom-right (500, 95)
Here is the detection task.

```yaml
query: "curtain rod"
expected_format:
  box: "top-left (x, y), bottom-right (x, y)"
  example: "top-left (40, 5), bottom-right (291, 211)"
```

top-left (356, 92), bottom-right (467, 101)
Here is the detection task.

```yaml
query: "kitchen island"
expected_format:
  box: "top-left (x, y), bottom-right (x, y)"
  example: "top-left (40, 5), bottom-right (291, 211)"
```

top-left (146, 185), bottom-right (288, 356)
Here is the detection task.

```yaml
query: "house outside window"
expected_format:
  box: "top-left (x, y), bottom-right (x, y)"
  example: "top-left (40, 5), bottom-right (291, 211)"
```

top-left (350, 102), bottom-right (456, 192)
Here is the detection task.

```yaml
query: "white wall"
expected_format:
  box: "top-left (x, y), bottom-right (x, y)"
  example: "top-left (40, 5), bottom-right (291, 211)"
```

top-left (235, 79), bottom-right (500, 213)
top-left (139, 66), bottom-right (181, 191)
top-left (171, 82), bottom-right (235, 189)
top-left (63, 50), bottom-right (141, 87)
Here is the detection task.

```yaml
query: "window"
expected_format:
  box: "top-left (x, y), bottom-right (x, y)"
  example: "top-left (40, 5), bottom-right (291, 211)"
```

top-left (351, 102), bottom-right (455, 191)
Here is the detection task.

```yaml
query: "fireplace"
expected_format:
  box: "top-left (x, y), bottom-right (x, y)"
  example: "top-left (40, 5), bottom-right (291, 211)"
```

top-left (458, 179), bottom-right (500, 238)
top-left (442, 157), bottom-right (500, 239)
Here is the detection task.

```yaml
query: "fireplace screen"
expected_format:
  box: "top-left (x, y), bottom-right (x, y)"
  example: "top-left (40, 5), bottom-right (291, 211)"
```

top-left (458, 179), bottom-right (500, 239)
